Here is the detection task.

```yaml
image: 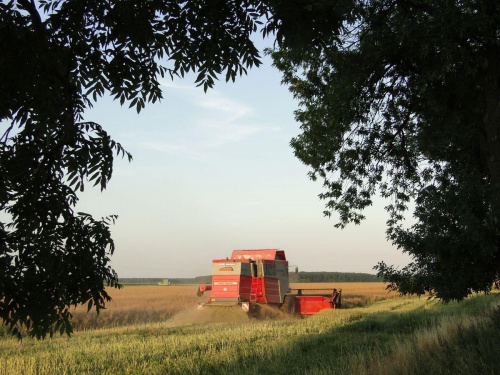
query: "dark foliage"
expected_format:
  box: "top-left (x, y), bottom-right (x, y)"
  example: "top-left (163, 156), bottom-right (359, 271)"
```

top-left (272, 0), bottom-right (500, 301)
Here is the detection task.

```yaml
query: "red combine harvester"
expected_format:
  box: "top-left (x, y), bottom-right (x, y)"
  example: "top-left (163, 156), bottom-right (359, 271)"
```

top-left (197, 249), bottom-right (341, 316)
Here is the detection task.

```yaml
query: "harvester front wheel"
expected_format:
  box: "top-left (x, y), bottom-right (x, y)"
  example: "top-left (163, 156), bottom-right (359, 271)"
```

top-left (280, 295), bottom-right (296, 315)
top-left (248, 303), bottom-right (261, 319)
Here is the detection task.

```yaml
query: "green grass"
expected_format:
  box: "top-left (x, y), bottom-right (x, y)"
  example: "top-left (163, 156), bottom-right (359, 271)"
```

top-left (1, 294), bottom-right (499, 374)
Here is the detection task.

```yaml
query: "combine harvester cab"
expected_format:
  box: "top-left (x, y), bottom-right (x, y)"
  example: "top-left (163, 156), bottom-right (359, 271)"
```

top-left (197, 249), bottom-right (341, 316)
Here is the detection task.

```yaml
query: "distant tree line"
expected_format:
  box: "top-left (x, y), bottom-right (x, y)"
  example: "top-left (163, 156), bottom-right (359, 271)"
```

top-left (168, 276), bottom-right (212, 284)
top-left (119, 276), bottom-right (212, 285)
top-left (118, 278), bottom-right (163, 285)
top-left (119, 273), bottom-right (380, 285)
top-left (290, 272), bottom-right (382, 283)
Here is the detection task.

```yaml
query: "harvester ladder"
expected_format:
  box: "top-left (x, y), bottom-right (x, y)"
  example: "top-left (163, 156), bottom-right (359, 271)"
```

top-left (250, 277), bottom-right (260, 302)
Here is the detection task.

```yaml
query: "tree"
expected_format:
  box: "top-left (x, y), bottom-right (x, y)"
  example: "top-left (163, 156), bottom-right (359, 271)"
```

top-left (272, 0), bottom-right (500, 301)
top-left (1, 0), bottom-right (270, 339)
top-left (0, 0), bottom-right (252, 339)
top-left (0, 0), bottom-right (342, 339)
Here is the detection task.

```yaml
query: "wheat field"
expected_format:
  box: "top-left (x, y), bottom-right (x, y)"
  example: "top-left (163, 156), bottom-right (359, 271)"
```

top-left (70, 285), bottom-right (205, 330)
top-left (0, 283), bottom-right (500, 375)
top-left (68, 282), bottom-right (396, 331)
top-left (0, 289), bottom-right (498, 375)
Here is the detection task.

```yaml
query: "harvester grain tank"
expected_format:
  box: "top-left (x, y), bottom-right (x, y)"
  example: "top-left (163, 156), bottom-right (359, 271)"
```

top-left (197, 249), bottom-right (341, 316)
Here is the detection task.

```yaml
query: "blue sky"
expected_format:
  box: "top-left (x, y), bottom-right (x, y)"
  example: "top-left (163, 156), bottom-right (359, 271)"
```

top-left (76, 48), bottom-right (412, 278)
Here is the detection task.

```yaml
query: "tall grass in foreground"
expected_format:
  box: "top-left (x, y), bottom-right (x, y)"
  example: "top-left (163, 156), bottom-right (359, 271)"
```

top-left (350, 300), bottom-right (500, 375)
top-left (0, 293), bottom-right (498, 374)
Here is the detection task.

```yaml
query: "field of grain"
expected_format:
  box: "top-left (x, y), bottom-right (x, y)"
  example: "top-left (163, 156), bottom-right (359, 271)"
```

top-left (1, 290), bottom-right (499, 375)
top-left (69, 282), bottom-right (395, 330)
top-left (70, 285), bottom-right (206, 330)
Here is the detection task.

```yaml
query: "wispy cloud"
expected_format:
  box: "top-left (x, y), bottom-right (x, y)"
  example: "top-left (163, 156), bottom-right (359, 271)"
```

top-left (198, 96), bottom-right (251, 120)
top-left (160, 81), bottom-right (198, 91)
top-left (139, 82), bottom-right (279, 159)
top-left (162, 81), bottom-right (252, 122)
top-left (138, 141), bottom-right (211, 159)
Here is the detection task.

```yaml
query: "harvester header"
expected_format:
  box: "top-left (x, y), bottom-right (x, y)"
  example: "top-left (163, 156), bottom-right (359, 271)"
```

top-left (197, 249), bottom-right (341, 316)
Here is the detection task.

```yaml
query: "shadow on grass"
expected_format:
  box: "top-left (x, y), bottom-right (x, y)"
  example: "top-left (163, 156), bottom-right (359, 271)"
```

top-left (186, 294), bottom-right (500, 375)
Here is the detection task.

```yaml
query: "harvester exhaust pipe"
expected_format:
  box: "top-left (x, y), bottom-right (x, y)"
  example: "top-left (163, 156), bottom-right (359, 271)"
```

top-left (197, 284), bottom-right (212, 297)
